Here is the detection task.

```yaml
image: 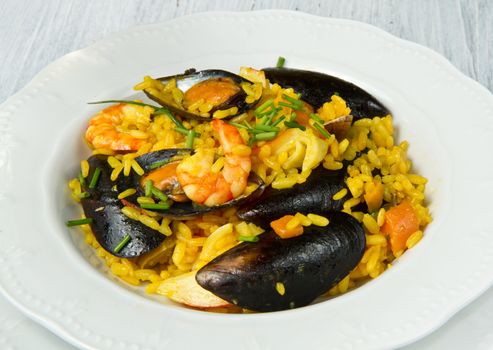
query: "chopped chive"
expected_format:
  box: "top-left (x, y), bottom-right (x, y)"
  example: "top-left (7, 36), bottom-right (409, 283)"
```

top-left (313, 122), bottom-right (331, 139)
top-left (276, 56), bottom-right (286, 68)
top-left (309, 113), bottom-right (324, 124)
top-left (78, 172), bottom-right (86, 187)
top-left (278, 101), bottom-right (302, 111)
top-left (238, 235), bottom-right (260, 242)
top-left (228, 121), bottom-right (249, 129)
top-left (113, 234), bottom-right (131, 253)
top-left (79, 192), bottom-right (91, 199)
top-left (253, 124), bottom-right (280, 132)
top-left (140, 203), bottom-right (171, 210)
top-left (249, 128), bottom-right (270, 134)
top-left (271, 116), bottom-right (286, 127)
top-left (281, 94), bottom-right (302, 107)
top-left (254, 99), bottom-right (274, 116)
top-left (153, 107), bottom-right (183, 125)
top-left (174, 127), bottom-right (189, 135)
top-left (88, 167), bottom-right (102, 189)
top-left (149, 159), bottom-right (169, 170)
top-left (263, 114), bottom-right (274, 126)
top-left (186, 130), bottom-right (196, 149)
top-left (66, 218), bottom-right (93, 227)
top-left (254, 131), bottom-right (277, 141)
top-left (145, 180), bottom-right (153, 197)
top-left (243, 120), bottom-right (252, 129)
top-left (88, 100), bottom-right (155, 108)
top-left (151, 187), bottom-right (168, 202)
top-left (285, 121), bottom-right (306, 131)
top-left (174, 127), bottom-right (200, 137)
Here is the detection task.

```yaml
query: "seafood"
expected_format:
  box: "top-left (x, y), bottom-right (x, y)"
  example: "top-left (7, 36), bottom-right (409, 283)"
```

top-left (176, 119), bottom-right (252, 206)
top-left (67, 63), bottom-right (431, 313)
top-left (263, 67), bottom-right (389, 119)
top-left (196, 211), bottom-right (366, 312)
top-left (79, 148), bottom-right (264, 257)
top-left (85, 103), bottom-right (151, 151)
top-left (80, 155), bottom-right (165, 258)
top-left (134, 147), bottom-right (265, 218)
top-left (138, 69), bottom-right (262, 121)
top-left (237, 166), bottom-right (348, 228)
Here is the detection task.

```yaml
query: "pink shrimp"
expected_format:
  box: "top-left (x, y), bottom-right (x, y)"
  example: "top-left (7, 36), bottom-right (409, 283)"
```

top-left (85, 104), bottom-right (148, 151)
top-left (176, 119), bottom-right (251, 206)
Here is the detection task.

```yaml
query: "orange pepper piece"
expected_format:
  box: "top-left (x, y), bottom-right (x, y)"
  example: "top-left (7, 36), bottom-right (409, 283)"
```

top-left (381, 201), bottom-right (420, 255)
top-left (270, 215), bottom-right (304, 239)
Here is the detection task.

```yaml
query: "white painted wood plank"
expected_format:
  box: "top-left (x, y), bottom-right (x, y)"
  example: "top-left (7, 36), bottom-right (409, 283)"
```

top-left (0, 0), bottom-right (491, 103)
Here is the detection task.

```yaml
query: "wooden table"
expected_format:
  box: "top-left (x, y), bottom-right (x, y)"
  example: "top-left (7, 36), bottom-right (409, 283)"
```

top-left (1, 0), bottom-right (492, 348)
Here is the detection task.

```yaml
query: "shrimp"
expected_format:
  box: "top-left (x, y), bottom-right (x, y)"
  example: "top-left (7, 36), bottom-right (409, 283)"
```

top-left (85, 103), bottom-right (150, 151)
top-left (176, 119), bottom-right (251, 206)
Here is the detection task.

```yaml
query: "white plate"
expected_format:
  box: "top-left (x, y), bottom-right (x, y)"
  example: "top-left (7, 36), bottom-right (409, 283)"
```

top-left (0, 10), bottom-right (492, 350)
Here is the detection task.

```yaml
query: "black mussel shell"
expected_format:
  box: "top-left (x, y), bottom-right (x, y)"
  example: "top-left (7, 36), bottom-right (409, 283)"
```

top-left (81, 199), bottom-right (164, 258)
top-left (79, 152), bottom-right (185, 258)
top-left (141, 172), bottom-right (266, 219)
top-left (196, 211), bottom-right (365, 312)
top-left (83, 155), bottom-right (134, 204)
top-left (133, 149), bottom-right (267, 218)
top-left (134, 148), bottom-right (192, 173)
top-left (263, 67), bottom-right (389, 120)
top-left (237, 166), bottom-right (348, 228)
top-left (144, 69), bottom-right (261, 121)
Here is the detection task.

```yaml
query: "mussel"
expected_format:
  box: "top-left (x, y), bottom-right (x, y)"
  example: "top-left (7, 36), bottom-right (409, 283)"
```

top-left (133, 150), bottom-right (266, 218)
top-left (237, 166), bottom-right (348, 228)
top-left (143, 69), bottom-right (262, 121)
top-left (80, 149), bottom-right (266, 257)
top-left (196, 211), bottom-right (365, 312)
top-left (80, 155), bottom-right (167, 258)
top-left (263, 67), bottom-right (389, 120)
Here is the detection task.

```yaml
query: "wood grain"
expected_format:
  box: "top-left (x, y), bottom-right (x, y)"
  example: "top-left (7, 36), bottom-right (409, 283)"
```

top-left (0, 0), bottom-right (491, 104)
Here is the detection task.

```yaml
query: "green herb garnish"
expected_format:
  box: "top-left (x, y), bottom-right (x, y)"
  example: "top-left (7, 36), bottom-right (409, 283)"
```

top-left (78, 172), bottom-right (86, 187)
top-left (254, 131), bottom-right (278, 141)
top-left (66, 218), bottom-right (93, 227)
top-left (113, 234), bottom-right (131, 253)
top-left (278, 101), bottom-right (303, 111)
top-left (253, 124), bottom-right (280, 133)
top-left (149, 159), bottom-right (169, 170)
top-left (313, 122), bottom-right (331, 139)
top-left (309, 113), bottom-right (324, 124)
top-left (276, 56), bottom-right (286, 68)
top-left (88, 167), bottom-right (102, 189)
top-left (140, 202), bottom-right (171, 210)
top-left (151, 187), bottom-right (168, 202)
top-left (285, 121), bottom-right (306, 131)
top-left (144, 180), bottom-right (153, 197)
top-left (227, 122), bottom-right (249, 129)
top-left (79, 192), bottom-right (91, 199)
top-left (186, 130), bottom-right (196, 149)
top-left (238, 235), bottom-right (260, 242)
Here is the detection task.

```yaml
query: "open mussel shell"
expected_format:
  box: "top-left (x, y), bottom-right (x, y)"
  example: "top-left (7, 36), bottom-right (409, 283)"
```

top-left (196, 211), bottom-right (365, 312)
top-left (144, 69), bottom-right (260, 121)
top-left (81, 199), bottom-right (165, 258)
top-left (134, 148), bottom-right (192, 173)
top-left (134, 149), bottom-right (266, 219)
top-left (324, 115), bottom-right (353, 141)
top-left (263, 67), bottom-right (389, 120)
top-left (78, 153), bottom-right (186, 258)
top-left (237, 166), bottom-right (348, 228)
